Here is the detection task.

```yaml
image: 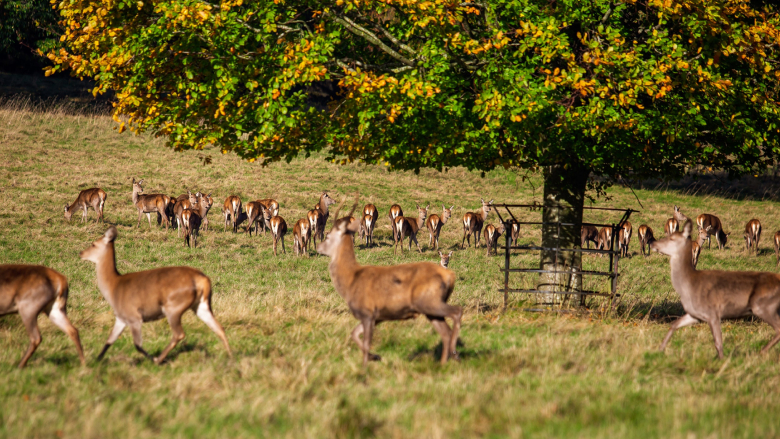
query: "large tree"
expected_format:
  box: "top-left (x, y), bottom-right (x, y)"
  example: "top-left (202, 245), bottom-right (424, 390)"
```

top-left (49, 0), bottom-right (780, 303)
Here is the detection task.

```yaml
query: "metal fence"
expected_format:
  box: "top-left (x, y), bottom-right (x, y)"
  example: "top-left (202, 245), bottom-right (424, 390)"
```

top-left (494, 203), bottom-right (638, 310)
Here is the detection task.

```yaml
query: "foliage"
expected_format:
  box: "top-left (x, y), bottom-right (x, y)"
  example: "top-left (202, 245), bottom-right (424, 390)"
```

top-left (49, 0), bottom-right (780, 180)
top-left (0, 0), bottom-right (61, 59)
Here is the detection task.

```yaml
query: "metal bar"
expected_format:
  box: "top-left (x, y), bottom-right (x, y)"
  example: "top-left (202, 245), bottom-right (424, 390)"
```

top-left (503, 219), bottom-right (510, 311)
top-left (495, 221), bottom-right (620, 228)
top-left (498, 288), bottom-right (615, 297)
top-left (499, 244), bottom-right (619, 254)
top-left (500, 268), bottom-right (617, 277)
top-left (492, 204), bottom-right (638, 213)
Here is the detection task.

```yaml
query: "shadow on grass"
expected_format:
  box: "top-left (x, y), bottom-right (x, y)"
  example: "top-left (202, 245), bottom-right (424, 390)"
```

top-left (407, 339), bottom-right (490, 362)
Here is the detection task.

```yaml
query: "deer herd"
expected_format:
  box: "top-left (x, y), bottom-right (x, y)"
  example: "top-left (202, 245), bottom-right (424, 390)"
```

top-left (3, 181), bottom-right (780, 369)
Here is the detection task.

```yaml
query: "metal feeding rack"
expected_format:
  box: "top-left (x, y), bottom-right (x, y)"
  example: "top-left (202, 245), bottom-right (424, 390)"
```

top-left (494, 203), bottom-right (638, 310)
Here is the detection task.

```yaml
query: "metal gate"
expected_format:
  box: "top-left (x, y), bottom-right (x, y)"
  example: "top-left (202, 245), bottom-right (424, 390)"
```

top-left (494, 203), bottom-right (638, 310)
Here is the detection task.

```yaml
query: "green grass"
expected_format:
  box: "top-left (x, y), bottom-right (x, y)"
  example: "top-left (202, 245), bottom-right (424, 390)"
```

top-left (2, 97), bottom-right (780, 438)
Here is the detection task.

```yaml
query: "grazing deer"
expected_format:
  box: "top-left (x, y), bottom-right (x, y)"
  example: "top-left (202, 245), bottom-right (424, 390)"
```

top-left (263, 207), bottom-right (287, 256)
top-left (0, 265), bottom-right (86, 368)
top-left (360, 204), bottom-right (379, 247)
top-left (664, 218), bottom-right (679, 236)
top-left (394, 204), bottom-right (428, 254)
top-left (317, 199), bottom-right (462, 365)
top-left (311, 192), bottom-right (336, 247)
top-left (651, 220), bottom-right (780, 359)
top-left (223, 195), bottom-right (242, 232)
top-left (80, 227), bottom-right (231, 363)
top-left (581, 224), bottom-right (599, 249)
top-left (461, 199), bottom-right (493, 249)
top-left (426, 205), bottom-right (454, 251)
top-left (483, 222), bottom-right (506, 257)
top-left (293, 218), bottom-right (311, 256)
top-left (388, 204), bottom-right (404, 241)
top-left (132, 178), bottom-right (171, 230)
top-left (691, 226), bottom-right (709, 269)
top-left (439, 251), bottom-right (453, 268)
top-left (744, 219), bottom-right (762, 255)
top-left (181, 207), bottom-right (202, 248)
top-left (64, 188), bottom-right (107, 223)
top-left (638, 225), bottom-right (655, 257)
top-left (617, 221), bottom-right (632, 257)
top-left (597, 227), bottom-right (612, 257)
top-left (696, 214), bottom-right (729, 250)
top-left (673, 205), bottom-right (689, 223)
top-left (774, 231), bottom-right (780, 266)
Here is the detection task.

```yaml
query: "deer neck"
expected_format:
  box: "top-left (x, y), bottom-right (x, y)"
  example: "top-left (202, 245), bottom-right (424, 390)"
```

top-left (328, 235), bottom-right (360, 300)
top-left (669, 242), bottom-right (696, 297)
top-left (318, 197), bottom-right (329, 216)
top-left (480, 207), bottom-right (489, 222)
top-left (132, 188), bottom-right (141, 205)
top-left (94, 245), bottom-right (121, 305)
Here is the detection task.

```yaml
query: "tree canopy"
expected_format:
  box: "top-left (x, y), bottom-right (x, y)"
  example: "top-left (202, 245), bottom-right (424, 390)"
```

top-left (49, 0), bottom-right (780, 180)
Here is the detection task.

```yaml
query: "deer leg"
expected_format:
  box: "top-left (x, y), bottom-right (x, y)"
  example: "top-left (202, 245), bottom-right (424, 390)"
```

top-left (98, 318), bottom-right (127, 360)
top-left (413, 234), bottom-right (421, 253)
top-left (427, 317), bottom-right (452, 364)
top-left (146, 212), bottom-right (153, 228)
top-left (361, 317), bottom-right (376, 366)
top-left (129, 320), bottom-right (153, 360)
top-left (82, 205), bottom-right (88, 223)
top-left (195, 300), bottom-right (232, 357)
top-left (448, 305), bottom-right (463, 360)
top-left (47, 300), bottom-right (85, 366)
top-left (660, 314), bottom-right (699, 352)
top-left (155, 312), bottom-right (186, 364)
top-left (281, 236), bottom-right (286, 254)
top-left (137, 210), bottom-right (143, 228)
top-left (751, 302), bottom-right (780, 354)
top-left (17, 307), bottom-right (42, 368)
top-left (706, 318), bottom-right (724, 359)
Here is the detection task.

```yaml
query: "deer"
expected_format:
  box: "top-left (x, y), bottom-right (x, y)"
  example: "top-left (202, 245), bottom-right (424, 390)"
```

top-left (181, 207), bottom-right (203, 248)
top-left (199, 193), bottom-right (214, 231)
top-left (650, 220), bottom-right (780, 359)
top-left (638, 225), bottom-right (655, 257)
top-left (262, 207), bottom-right (287, 256)
top-left (618, 221), bottom-right (632, 257)
top-left (691, 226), bottom-right (710, 269)
top-left (307, 209), bottom-right (321, 251)
top-left (0, 265), bottom-right (86, 368)
top-left (311, 192), bottom-right (337, 248)
top-left (461, 199), bottom-right (493, 249)
top-left (222, 195), bottom-right (242, 232)
top-left (673, 205), bottom-right (689, 223)
top-left (664, 218), bottom-right (679, 236)
top-left (483, 222), bottom-right (506, 257)
top-left (508, 220), bottom-right (520, 247)
top-left (388, 204), bottom-right (404, 242)
top-left (581, 224), bottom-right (599, 249)
top-left (360, 204), bottom-right (379, 247)
top-left (696, 214), bottom-right (729, 250)
top-left (246, 199), bottom-right (280, 235)
top-left (132, 178), bottom-right (171, 230)
top-left (394, 204), bottom-right (428, 254)
top-left (80, 227), bottom-right (231, 363)
top-left (744, 219), bottom-right (762, 255)
top-left (64, 187), bottom-right (107, 223)
top-left (597, 227), bottom-right (613, 257)
top-left (293, 218), bottom-right (311, 256)
top-left (439, 251), bottom-right (453, 268)
top-left (173, 191), bottom-right (196, 237)
top-left (317, 198), bottom-right (462, 365)
top-left (426, 205), bottom-right (454, 251)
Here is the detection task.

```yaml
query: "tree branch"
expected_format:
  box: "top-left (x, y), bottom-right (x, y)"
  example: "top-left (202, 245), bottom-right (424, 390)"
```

top-left (377, 26), bottom-right (417, 56)
top-left (324, 11), bottom-right (416, 67)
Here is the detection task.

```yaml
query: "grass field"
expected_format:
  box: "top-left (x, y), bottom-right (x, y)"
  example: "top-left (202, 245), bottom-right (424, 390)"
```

top-left (2, 96), bottom-right (780, 438)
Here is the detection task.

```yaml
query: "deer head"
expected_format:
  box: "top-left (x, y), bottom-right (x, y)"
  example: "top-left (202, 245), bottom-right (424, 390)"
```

top-left (80, 226), bottom-right (117, 263)
top-left (651, 220), bottom-right (692, 258)
top-left (439, 250), bottom-right (453, 268)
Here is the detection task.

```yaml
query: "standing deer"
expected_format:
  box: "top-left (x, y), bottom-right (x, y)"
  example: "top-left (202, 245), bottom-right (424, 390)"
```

top-left (388, 204), bottom-right (404, 242)
top-left (673, 205), bottom-right (689, 223)
top-left (696, 214), bottom-right (729, 249)
top-left (664, 218), bottom-right (679, 236)
top-left (181, 207), bottom-right (202, 248)
top-left (293, 218), bottom-right (311, 256)
top-left (311, 192), bottom-right (336, 247)
top-left (483, 222), bottom-right (506, 257)
top-left (774, 231), bottom-right (780, 266)
top-left (426, 205), bottom-right (453, 251)
top-left (581, 224), bottom-right (599, 249)
top-left (263, 207), bottom-right (287, 256)
top-left (597, 227), bottom-right (612, 257)
top-left (317, 199), bottom-right (462, 365)
top-left (461, 199), bottom-right (493, 249)
top-left (638, 225), bottom-right (655, 257)
top-left (650, 220), bottom-right (780, 359)
top-left (223, 195), bottom-right (242, 233)
top-left (0, 265), bottom-right (85, 368)
top-left (508, 220), bottom-right (520, 247)
top-left (360, 204), bottom-right (379, 247)
top-left (199, 193), bottom-right (214, 231)
top-left (394, 204), bottom-right (428, 254)
top-left (744, 219), bottom-right (762, 255)
top-left (132, 178), bottom-right (171, 230)
top-left (691, 226), bottom-right (709, 269)
top-left (173, 191), bottom-right (196, 237)
top-left (64, 188), bottom-right (107, 223)
top-left (247, 199), bottom-right (280, 235)
top-left (307, 209), bottom-right (321, 251)
top-left (80, 227), bottom-right (231, 363)
top-left (618, 221), bottom-right (632, 257)
top-left (439, 251), bottom-right (453, 268)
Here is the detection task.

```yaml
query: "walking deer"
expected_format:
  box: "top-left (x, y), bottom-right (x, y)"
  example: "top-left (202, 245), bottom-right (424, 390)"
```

top-left (581, 225), bottom-right (599, 249)
top-left (223, 195), bottom-right (242, 232)
top-left (426, 205), bottom-right (453, 251)
top-left (483, 223), bottom-right (506, 257)
top-left (394, 204), bottom-right (428, 254)
top-left (696, 214), bottom-right (728, 249)
top-left (64, 188), bottom-right (107, 223)
top-left (638, 225), bottom-right (655, 257)
top-left (360, 204), bottom-right (379, 247)
top-left (311, 192), bottom-right (336, 247)
top-left (263, 207), bottom-right (287, 256)
top-left (744, 219), bottom-right (762, 255)
top-left (618, 221), bottom-right (632, 257)
top-left (0, 265), bottom-right (85, 368)
top-left (293, 218), bottom-right (311, 256)
top-left (388, 204), bottom-right (404, 241)
top-left (317, 199), bottom-right (462, 365)
top-left (80, 227), bottom-right (231, 363)
top-left (597, 227), bottom-right (612, 257)
top-left (664, 218), bottom-right (678, 236)
top-left (439, 251), bottom-right (453, 268)
top-left (651, 220), bottom-right (780, 359)
top-left (461, 199), bottom-right (493, 249)
top-left (132, 178), bottom-right (171, 230)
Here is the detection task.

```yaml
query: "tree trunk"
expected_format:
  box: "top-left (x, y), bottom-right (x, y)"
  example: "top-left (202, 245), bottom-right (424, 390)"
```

top-left (537, 162), bottom-right (589, 307)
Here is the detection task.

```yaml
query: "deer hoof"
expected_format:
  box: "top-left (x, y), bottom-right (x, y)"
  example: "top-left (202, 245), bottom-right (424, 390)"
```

top-left (369, 353), bottom-right (382, 362)
top-left (153, 356), bottom-right (163, 365)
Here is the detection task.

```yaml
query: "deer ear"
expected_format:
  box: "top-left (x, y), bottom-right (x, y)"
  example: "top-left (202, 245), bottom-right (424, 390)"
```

top-left (426, 204), bottom-right (429, 210)
top-left (489, 199), bottom-right (494, 204)
top-left (138, 179), bottom-right (144, 185)
top-left (132, 177), bottom-right (135, 184)
top-left (448, 251), bottom-right (453, 257)
top-left (439, 251), bottom-right (444, 257)
top-left (347, 217), bottom-right (361, 233)
top-left (450, 205), bottom-right (454, 210)
top-left (682, 220), bottom-right (692, 238)
top-left (104, 226), bottom-right (118, 242)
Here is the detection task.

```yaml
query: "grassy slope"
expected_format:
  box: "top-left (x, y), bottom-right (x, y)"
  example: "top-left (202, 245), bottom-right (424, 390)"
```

top-left (1, 101), bottom-right (780, 438)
